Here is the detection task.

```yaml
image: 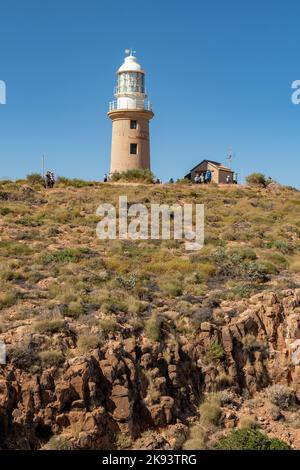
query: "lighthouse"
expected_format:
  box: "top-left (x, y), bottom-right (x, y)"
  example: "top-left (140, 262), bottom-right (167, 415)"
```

top-left (108, 50), bottom-right (154, 174)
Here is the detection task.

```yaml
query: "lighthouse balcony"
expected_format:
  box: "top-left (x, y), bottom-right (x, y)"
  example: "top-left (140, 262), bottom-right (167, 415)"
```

top-left (109, 99), bottom-right (152, 112)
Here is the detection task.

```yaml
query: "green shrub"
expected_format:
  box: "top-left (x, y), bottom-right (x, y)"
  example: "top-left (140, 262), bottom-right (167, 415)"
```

top-left (206, 340), bottom-right (225, 362)
top-left (267, 384), bottom-right (295, 410)
top-left (199, 401), bottom-right (222, 426)
top-left (144, 313), bottom-right (164, 342)
top-left (0, 207), bottom-right (12, 215)
top-left (38, 350), bottom-right (64, 368)
top-left (102, 298), bottom-right (128, 314)
top-left (0, 290), bottom-right (17, 309)
top-left (77, 334), bottom-right (100, 353)
top-left (215, 428), bottom-right (290, 450)
top-left (246, 261), bottom-right (274, 281)
top-left (216, 372), bottom-right (233, 389)
top-left (0, 266), bottom-right (21, 281)
top-left (262, 252), bottom-right (288, 270)
top-left (274, 239), bottom-right (291, 254)
top-left (242, 334), bottom-right (268, 354)
top-left (43, 435), bottom-right (75, 450)
top-left (111, 169), bottom-right (155, 183)
top-left (228, 247), bottom-right (257, 261)
top-left (56, 177), bottom-right (97, 187)
top-left (65, 301), bottom-right (85, 318)
top-left (26, 173), bottom-right (45, 186)
top-left (182, 424), bottom-right (207, 450)
top-left (161, 280), bottom-right (183, 297)
top-left (115, 433), bottom-right (133, 450)
top-left (246, 173), bottom-right (271, 187)
top-left (116, 273), bottom-right (137, 290)
top-left (0, 241), bottom-right (32, 256)
top-left (34, 319), bottom-right (65, 334)
top-left (212, 248), bottom-right (266, 282)
top-left (176, 178), bottom-right (192, 185)
top-left (8, 345), bottom-right (37, 369)
top-left (42, 248), bottom-right (83, 264)
top-left (238, 415), bottom-right (258, 429)
top-left (99, 318), bottom-right (118, 335)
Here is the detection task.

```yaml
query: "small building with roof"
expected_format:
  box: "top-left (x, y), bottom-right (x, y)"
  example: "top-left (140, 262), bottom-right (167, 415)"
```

top-left (185, 159), bottom-right (235, 184)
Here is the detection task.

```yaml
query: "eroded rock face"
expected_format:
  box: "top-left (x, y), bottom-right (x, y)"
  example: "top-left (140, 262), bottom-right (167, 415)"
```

top-left (0, 288), bottom-right (299, 449)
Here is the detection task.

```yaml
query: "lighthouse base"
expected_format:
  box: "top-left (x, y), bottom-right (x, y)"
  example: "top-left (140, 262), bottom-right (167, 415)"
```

top-left (108, 109), bottom-right (154, 174)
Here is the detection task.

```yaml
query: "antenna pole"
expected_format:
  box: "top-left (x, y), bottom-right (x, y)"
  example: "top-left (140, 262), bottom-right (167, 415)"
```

top-left (42, 155), bottom-right (45, 178)
top-left (226, 149), bottom-right (234, 169)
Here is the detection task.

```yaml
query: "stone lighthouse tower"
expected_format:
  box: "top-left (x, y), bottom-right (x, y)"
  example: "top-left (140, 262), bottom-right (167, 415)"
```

top-left (108, 50), bottom-right (154, 174)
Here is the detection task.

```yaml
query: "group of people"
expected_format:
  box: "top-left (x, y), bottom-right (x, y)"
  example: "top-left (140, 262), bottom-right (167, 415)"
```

top-left (193, 170), bottom-right (212, 184)
top-left (103, 172), bottom-right (236, 185)
top-left (45, 171), bottom-right (55, 188)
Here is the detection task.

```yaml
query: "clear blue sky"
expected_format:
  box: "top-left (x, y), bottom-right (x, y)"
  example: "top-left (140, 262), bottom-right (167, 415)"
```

top-left (0, 0), bottom-right (300, 186)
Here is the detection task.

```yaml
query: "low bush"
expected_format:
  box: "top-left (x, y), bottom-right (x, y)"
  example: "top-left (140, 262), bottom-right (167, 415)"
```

top-left (42, 248), bottom-right (83, 264)
top-left (102, 298), bottom-right (128, 314)
top-left (199, 401), bottom-right (222, 426)
top-left (242, 334), bottom-right (268, 354)
top-left (77, 334), bottom-right (100, 353)
top-left (206, 340), bottom-right (225, 363)
top-left (56, 177), bottom-right (98, 188)
top-left (238, 415), bottom-right (258, 429)
top-left (115, 433), bottom-right (133, 450)
top-left (38, 350), bottom-right (64, 368)
top-left (161, 280), bottom-right (183, 297)
top-left (0, 290), bottom-right (17, 309)
top-left (65, 301), bottom-right (85, 318)
top-left (144, 313), bottom-right (164, 342)
top-left (34, 319), bottom-right (65, 334)
top-left (267, 384), bottom-right (295, 410)
top-left (215, 428), bottom-right (290, 450)
top-left (182, 424), bottom-right (207, 450)
top-left (26, 173), bottom-right (45, 186)
top-left (111, 169), bottom-right (155, 183)
top-left (8, 345), bottom-right (37, 369)
top-left (43, 435), bottom-right (75, 450)
top-left (246, 173), bottom-right (271, 187)
top-left (99, 318), bottom-right (118, 335)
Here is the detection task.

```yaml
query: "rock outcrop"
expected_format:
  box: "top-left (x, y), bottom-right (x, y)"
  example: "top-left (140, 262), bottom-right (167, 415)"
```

top-left (0, 288), bottom-right (299, 449)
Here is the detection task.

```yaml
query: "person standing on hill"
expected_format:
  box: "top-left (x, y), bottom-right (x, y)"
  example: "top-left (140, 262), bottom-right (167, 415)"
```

top-left (205, 170), bottom-right (212, 183)
top-left (45, 171), bottom-right (55, 188)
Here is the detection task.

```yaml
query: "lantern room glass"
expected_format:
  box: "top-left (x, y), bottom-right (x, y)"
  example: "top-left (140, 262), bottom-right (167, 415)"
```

top-left (117, 72), bottom-right (145, 95)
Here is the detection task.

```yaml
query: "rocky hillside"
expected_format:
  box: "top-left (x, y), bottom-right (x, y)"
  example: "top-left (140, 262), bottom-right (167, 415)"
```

top-left (0, 180), bottom-right (299, 449)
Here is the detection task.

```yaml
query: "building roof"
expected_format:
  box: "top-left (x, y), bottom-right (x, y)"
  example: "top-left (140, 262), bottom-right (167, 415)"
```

top-left (189, 159), bottom-right (234, 173)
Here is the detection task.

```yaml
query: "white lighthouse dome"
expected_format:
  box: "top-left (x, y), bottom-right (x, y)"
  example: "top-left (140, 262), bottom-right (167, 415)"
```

top-left (118, 54), bottom-right (144, 73)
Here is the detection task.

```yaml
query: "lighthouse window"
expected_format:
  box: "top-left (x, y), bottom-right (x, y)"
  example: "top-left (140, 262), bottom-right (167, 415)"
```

top-left (130, 120), bottom-right (137, 129)
top-left (130, 143), bottom-right (137, 154)
top-left (117, 72), bottom-right (145, 94)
